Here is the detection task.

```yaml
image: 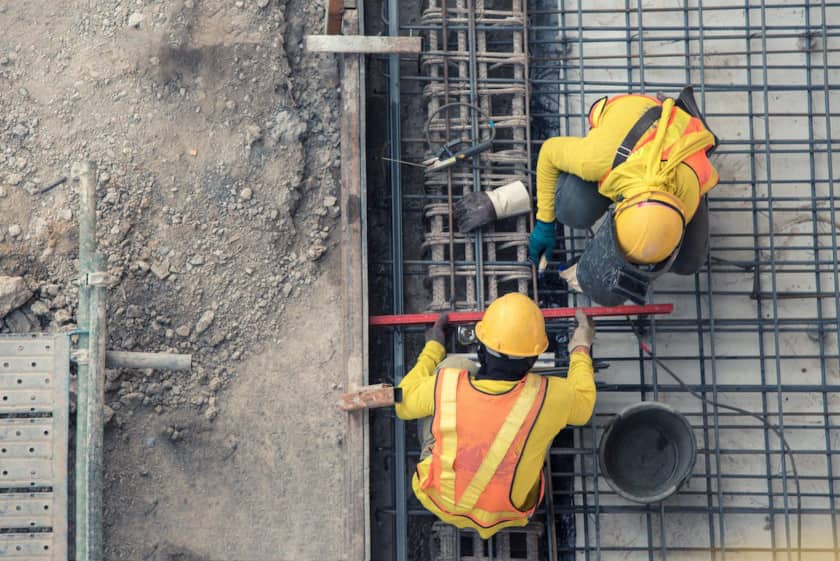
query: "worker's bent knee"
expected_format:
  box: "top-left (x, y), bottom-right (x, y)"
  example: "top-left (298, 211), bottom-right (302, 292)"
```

top-left (554, 173), bottom-right (611, 229)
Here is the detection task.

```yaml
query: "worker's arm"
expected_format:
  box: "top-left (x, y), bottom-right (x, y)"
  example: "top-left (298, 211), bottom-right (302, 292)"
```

top-left (535, 130), bottom-right (614, 223)
top-left (395, 340), bottom-right (446, 420)
top-left (564, 349), bottom-right (596, 426)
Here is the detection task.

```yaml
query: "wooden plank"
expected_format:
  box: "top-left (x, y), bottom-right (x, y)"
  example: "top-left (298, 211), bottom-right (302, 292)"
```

top-left (305, 34), bottom-right (422, 54)
top-left (339, 9), bottom-right (370, 561)
top-left (324, 0), bottom-right (344, 35)
top-left (338, 384), bottom-right (396, 411)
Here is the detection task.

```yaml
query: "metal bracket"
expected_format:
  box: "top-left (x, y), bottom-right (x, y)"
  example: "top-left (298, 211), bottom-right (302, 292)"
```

top-left (71, 349), bottom-right (89, 366)
top-left (79, 272), bottom-right (115, 288)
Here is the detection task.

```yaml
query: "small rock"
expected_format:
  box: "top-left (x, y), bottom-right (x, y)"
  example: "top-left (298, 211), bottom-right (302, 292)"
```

top-left (121, 392), bottom-right (145, 409)
top-left (151, 260), bottom-right (170, 280)
top-left (239, 187), bottom-right (253, 201)
top-left (128, 12), bottom-right (144, 28)
top-left (29, 300), bottom-right (50, 317)
top-left (7, 224), bottom-right (21, 238)
top-left (5, 173), bottom-right (22, 186)
top-left (54, 308), bottom-right (72, 324)
top-left (104, 405), bottom-right (115, 425)
top-left (323, 196), bottom-right (337, 208)
top-left (11, 124), bottom-right (27, 138)
top-left (0, 276), bottom-right (32, 318)
top-left (204, 405), bottom-right (219, 420)
top-left (256, 0), bottom-right (271, 7)
top-left (188, 255), bottom-right (205, 266)
top-left (195, 310), bottom-right (215, 335)
top-left (208, 331), bottom-right (226, 346)
top-left (208, 377), bottom-right (223, 392)
top-left (4, 309), bottom-right (33, 332)
top-left (58, 208), bottom-right (73, 221)
top-left (175, 325), bottom-right (191, 338)
top-left (307, 244), bottom-right (327, 261)
top-left (135, 260), bottom-right (150, 273)
top-left (244, 124), bottom-right (262, 146)
top-left (0, 187), bottom-right (6, 198)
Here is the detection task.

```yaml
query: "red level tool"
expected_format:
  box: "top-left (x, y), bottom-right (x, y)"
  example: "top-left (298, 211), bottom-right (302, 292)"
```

top-left (369, 303), bottom-right (673, 326)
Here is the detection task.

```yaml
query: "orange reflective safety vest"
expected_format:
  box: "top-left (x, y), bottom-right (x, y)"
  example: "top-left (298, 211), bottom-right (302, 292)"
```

top-left (414, 367), bottom-right (548, 538)
top-left (588, 94), bottom-right (718, 220)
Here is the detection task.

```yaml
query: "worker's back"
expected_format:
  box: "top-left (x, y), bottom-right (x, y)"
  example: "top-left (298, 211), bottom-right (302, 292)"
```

top-left (411, 352), bottom-right (595, 539)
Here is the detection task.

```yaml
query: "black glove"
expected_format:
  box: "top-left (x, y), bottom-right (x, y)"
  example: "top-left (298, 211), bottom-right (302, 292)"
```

top-left (425, 312), bottom-right (450, 345)
top-left (455, 192), bottom-right (497, 233)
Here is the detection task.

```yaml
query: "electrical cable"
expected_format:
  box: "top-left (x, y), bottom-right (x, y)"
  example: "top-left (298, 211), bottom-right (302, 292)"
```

top-left (423, 101), bottom-right (497, 152)
top-left (626, 317), bottom-right (803, 559)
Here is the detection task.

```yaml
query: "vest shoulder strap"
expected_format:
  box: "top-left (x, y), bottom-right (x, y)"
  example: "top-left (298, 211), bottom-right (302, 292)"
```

top-left (612, 105), bottom-right (662, 169)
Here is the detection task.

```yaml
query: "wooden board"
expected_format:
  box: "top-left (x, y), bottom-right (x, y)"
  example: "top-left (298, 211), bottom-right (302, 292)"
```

top-left (305, 34), bottom-right (422, 54)
top-left (338, 9), bottom-right (370, 561)
top-left (324, 0), bottom-right (343, 34)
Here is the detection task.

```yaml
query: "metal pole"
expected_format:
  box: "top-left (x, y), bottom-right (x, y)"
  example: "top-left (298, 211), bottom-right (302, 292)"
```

top-left (74, 160), bottom-right (101, 561)
top-left (386, 0), bottom-right (407, 557)
top-left (105, 351), bottom-right (192, 371)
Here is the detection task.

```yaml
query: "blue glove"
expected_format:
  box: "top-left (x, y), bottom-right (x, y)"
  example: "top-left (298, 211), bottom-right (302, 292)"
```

top-left (528, 220), bottom-right (556, 265)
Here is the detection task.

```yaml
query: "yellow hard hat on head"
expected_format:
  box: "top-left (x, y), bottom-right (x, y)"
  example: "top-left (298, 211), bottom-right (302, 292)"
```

top-left (615, 197), bottom-right (684, 265)
top-left (475, 293), bottom-right (548, 357)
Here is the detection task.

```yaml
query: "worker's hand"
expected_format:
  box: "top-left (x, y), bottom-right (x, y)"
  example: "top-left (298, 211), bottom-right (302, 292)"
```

top-left (455, 192), bottom-right (496, 233)
top-left (568, 308), bottom-right (595, 354)
top-left (425, 312), bottom-right (450, 346)
top-left (559, 263), bottom-right (582, 293)
top-left (528, 220), bottom-right (557, 265)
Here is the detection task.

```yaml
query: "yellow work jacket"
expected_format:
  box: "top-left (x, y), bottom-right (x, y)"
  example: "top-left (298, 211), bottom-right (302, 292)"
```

top-left (536, 94), bottom-right (719, 224)
top-left (396, 341), bottom-right (596, 535)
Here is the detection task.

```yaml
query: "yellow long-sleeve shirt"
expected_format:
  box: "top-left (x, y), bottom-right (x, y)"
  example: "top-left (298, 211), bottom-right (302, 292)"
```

top-left (396, 341), bottom-right (596, 515)
top-left (535, 95), bottom-right (718, 224)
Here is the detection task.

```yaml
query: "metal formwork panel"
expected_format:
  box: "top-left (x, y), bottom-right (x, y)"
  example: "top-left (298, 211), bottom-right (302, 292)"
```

top-left (0, 335), bottom-right (70, 561)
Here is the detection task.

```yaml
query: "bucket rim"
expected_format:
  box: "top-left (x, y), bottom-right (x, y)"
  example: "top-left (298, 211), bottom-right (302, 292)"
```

top-left (598, 400), bottom-right (697, 504)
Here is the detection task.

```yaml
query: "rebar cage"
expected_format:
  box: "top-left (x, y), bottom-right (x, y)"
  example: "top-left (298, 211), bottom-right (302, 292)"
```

top-left (367, 0), bottom-right (840, 559)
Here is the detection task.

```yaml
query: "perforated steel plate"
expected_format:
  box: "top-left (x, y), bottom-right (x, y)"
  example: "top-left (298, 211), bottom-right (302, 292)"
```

top-left (0, 335), bottom-right (69, 561)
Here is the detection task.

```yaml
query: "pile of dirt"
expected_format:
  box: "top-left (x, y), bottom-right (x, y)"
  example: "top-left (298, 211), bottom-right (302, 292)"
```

top-left (1, 0), bottom-right (350, 558)
top-left (1, 0), bottom-right (339, 423)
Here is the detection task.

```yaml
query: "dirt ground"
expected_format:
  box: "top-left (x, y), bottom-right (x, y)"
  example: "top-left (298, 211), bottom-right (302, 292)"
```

top-left (0, 1), bottom-right (349, 559)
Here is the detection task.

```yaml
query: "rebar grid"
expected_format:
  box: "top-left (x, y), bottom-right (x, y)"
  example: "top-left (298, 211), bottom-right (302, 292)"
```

top-left (420, 0), bottom-right (536, 311)
top-left (373, 0), bottom-right (840, 560)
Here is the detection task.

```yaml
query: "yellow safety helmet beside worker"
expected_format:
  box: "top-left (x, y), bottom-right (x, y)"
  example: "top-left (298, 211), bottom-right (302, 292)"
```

top-left (614, 191), bottom-right (686, 265)
top-left (475, 293), bottom-right (549, 357)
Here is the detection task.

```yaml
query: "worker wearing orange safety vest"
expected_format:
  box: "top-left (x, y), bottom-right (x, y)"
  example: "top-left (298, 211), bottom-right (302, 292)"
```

top-left (396, 293), bottom-right (596, 538)
top-left (528, 87), bottom-right (719, 305)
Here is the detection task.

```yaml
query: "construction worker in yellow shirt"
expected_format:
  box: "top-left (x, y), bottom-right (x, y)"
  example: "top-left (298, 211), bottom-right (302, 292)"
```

top-left (395, 293), bottom-right (596, 538)
top-left (455, 87), bottom-right (719, 305)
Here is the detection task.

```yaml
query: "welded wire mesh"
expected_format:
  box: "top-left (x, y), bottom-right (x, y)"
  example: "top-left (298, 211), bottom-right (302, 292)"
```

top-left (535, 1), bottom-right (840, 559)
top-left (371, 0), bottom-right (840, 560)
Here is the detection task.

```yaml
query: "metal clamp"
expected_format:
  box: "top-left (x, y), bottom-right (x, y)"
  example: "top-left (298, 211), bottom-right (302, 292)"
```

top-left (80, 272), bottom-right (115, 288)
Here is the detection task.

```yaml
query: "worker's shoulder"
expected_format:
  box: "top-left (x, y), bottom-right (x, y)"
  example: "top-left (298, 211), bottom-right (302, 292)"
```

top-left (538, 374), bottom-right (574, 402)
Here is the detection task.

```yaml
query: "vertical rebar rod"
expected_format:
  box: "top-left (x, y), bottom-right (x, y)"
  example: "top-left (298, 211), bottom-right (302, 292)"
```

top-left (818, 1), bottom-right (840, 556)
top-left (74, 160), bottom-right (102, 561)
top-left (387, 0), bottom-right (408, 555)
top-left (466, 0), bottom-right (485, 308)
top-left (758, 2), bottom-right (794, 557)
top-left (742, 1), bottom-right (779, 557)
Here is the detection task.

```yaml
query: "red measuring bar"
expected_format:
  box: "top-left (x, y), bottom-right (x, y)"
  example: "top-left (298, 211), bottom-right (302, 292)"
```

top-left (369, 303), bottom-right (673, 326)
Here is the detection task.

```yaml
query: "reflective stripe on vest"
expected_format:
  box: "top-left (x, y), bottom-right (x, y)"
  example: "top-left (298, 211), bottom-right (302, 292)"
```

top-left (421, 368), bottom-right (547, 529)
top-left (592, 95), bottom-right (716, 200)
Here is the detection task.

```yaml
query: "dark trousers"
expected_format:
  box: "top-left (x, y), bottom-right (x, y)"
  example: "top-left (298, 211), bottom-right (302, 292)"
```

top-left (554, 173), bottom-right (709, 275)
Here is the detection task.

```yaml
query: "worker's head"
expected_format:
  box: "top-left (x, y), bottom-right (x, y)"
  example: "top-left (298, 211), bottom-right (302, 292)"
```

top-left (614, 194), bottom-right (686, 265)
top-left (474, 293), bottom-right (548, 380)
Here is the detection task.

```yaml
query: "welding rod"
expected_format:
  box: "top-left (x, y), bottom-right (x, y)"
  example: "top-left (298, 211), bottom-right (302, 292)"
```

top-left (369, 303), bottom-right (673, 326)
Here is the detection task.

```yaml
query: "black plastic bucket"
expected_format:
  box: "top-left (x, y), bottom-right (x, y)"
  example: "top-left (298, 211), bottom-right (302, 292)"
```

top-left (599, 401), bottom-right (696, 503)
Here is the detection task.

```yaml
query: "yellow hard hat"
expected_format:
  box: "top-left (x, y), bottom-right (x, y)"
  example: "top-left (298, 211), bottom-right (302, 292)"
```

top-left (615, 195), bottom-right (685, 264)
top-left (475, 293), bottom-right (548, 357)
